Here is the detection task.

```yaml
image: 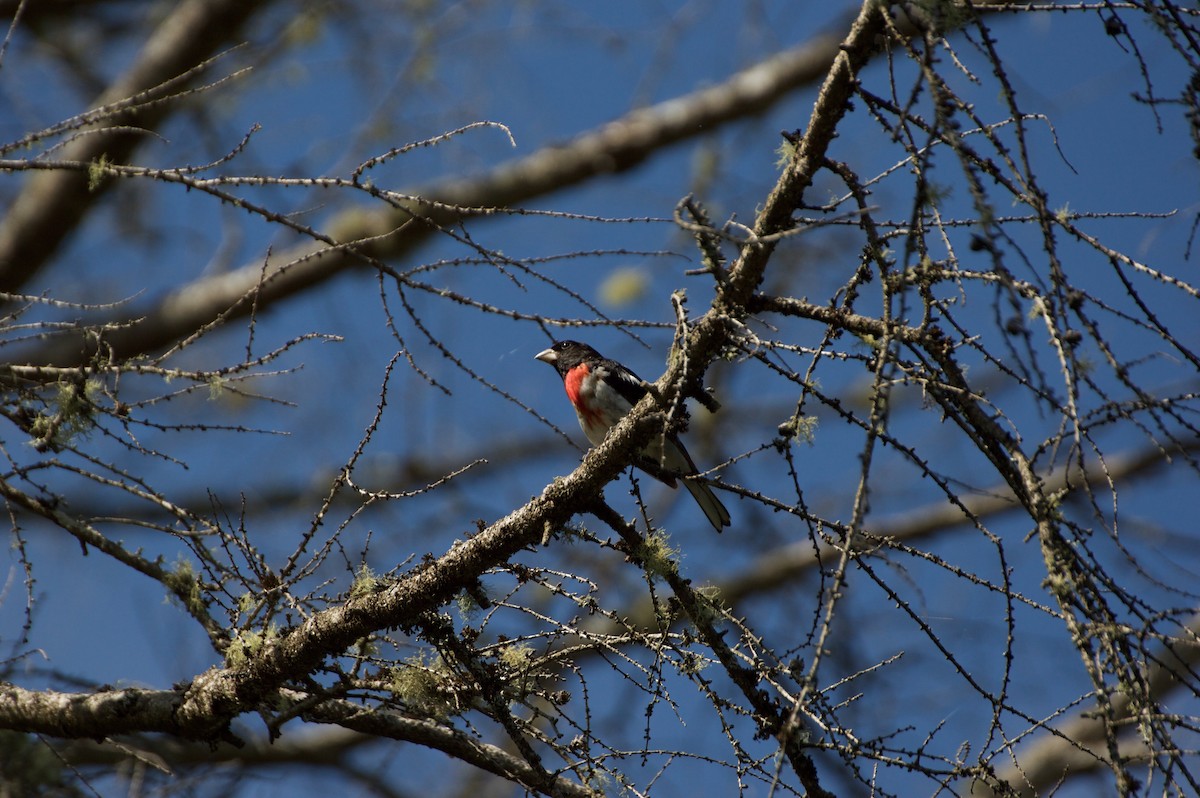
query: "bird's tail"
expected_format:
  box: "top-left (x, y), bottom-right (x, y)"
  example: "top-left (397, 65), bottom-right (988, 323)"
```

top-left (681, 477), bottom-right (731, 532)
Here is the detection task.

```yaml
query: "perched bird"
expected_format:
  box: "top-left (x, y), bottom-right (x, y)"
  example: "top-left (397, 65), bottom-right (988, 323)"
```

top-left (535, 340), bottom-right (731, 531)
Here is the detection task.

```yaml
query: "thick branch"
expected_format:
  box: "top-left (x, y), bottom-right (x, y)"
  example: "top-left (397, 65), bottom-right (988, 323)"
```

top-left (0, 398), bottom-right (666, 746)
top-left (0, 683), bottom-right (183, 739)
top-left (171, 397), bottom-right (670, 738)
top-left (0, 683), bottom-right (600, 798)
top-left (297, 692), bottom-right (602, 798)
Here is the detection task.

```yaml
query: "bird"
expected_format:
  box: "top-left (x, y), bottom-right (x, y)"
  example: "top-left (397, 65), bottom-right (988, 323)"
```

top-left (535, 340), bottom-right (731, 531)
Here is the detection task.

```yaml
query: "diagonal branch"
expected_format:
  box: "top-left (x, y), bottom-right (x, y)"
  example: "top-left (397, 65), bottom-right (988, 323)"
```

top-left (168, 389), bottom-right (674, 739)
top-left (294, 690), bottom-right (602, 798)
top-left (0, 397), bottom-right (668, 742)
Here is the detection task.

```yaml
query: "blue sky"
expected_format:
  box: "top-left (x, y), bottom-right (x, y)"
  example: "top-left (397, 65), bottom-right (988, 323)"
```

top-left (2, 2), bottom-right (1198, 795)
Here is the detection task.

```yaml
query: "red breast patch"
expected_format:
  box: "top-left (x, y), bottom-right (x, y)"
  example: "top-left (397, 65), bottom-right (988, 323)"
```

top-left (564, 363), bottom-right (602, 426)
top-left (564, 363), bottom-right (589, 408)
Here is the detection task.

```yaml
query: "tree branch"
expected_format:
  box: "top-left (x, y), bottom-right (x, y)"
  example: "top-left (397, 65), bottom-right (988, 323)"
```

top-left (969, 611), bottom-right (1200, 797)
top-left (0, 0), bottom-right (264, 290)
top-left (19, 18), bottom-right (853, 368)
top-left (294, 691), bottom-right (602, 798)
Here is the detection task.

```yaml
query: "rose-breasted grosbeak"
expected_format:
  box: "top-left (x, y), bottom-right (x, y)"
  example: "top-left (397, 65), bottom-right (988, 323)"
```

top-left (535, 340), bottom-right (731, 531)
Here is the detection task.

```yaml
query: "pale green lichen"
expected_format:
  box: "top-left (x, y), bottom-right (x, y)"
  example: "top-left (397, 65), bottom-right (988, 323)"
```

top-left (634, 531), bottom-right (680, 580)
top-left (388, 650), bottom-right (455, 719)
top-left (225, 622), bottom-right (280, 668)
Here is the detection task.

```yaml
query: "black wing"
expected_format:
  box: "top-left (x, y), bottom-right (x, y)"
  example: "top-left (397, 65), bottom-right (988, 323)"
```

top-left (596, 356), bottom-right (650, 408)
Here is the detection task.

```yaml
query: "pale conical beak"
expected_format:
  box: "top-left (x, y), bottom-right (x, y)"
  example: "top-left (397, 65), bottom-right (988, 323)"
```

top-left (534, 348), bottom-right (557, 364)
